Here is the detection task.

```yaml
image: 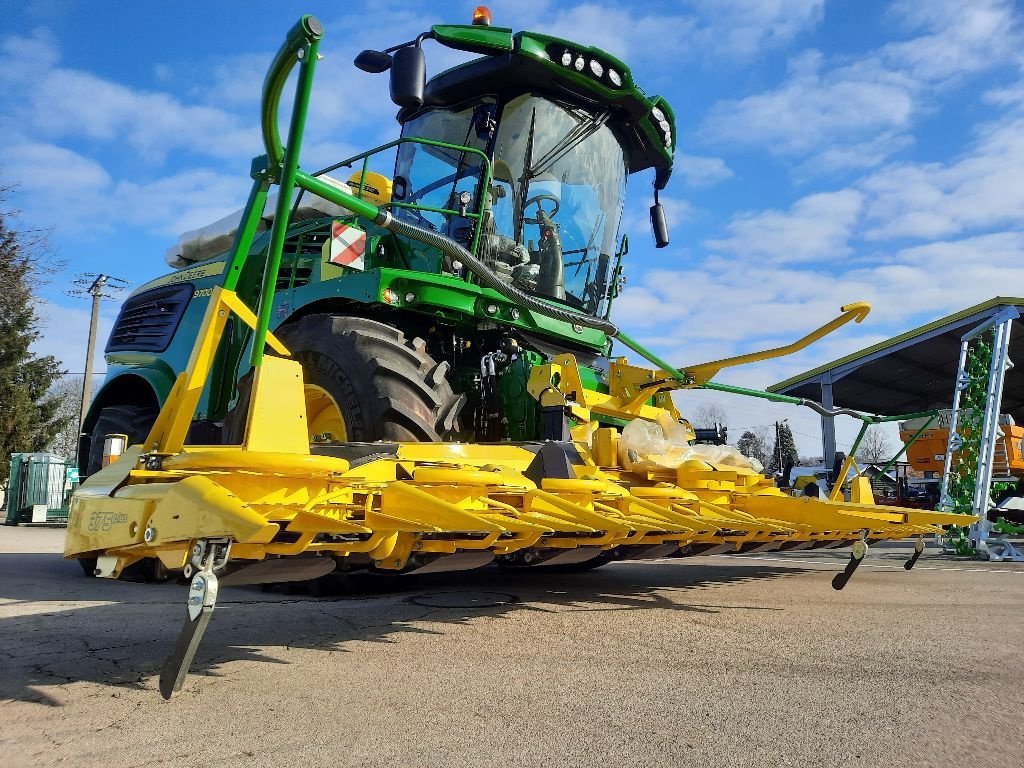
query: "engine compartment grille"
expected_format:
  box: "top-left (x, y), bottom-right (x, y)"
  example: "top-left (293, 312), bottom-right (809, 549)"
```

top-left (105, 283), bottom-right (194, 353)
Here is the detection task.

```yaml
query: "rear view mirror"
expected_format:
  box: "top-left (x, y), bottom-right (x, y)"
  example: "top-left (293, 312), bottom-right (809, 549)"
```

top-left (390, 45), bottom-right (425, 109)
top-left (354, 49), bottom-right (393, 73)
top-left (650, 203), bottom-right (669, 248)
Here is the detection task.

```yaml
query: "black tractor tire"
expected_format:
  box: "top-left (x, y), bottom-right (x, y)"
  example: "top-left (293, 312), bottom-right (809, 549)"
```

top-left (85, 403), bottom-right (158, 478)
top-left (224, 314), bottom-right (464, 443)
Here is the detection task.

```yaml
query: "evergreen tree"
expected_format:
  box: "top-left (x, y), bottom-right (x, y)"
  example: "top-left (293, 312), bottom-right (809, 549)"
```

top-left (768, 421), bottom-right (799, 473)
top-left (0, 187), bottom-right (67, 486)
top-left (735, 428), bottom-right (771, 468)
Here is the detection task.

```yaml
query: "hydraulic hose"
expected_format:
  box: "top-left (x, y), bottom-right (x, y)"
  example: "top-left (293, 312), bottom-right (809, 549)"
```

top-left (375, 210), bottom-right (620, 336)
top-left (798, 400), bottom-right (871, 420)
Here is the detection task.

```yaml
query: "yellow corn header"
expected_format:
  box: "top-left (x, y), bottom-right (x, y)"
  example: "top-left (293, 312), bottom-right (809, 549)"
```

top-left (66, 292), bottom-right (968, 698)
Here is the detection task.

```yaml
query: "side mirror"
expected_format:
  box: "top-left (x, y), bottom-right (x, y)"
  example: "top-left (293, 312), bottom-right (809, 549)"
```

top-left (354, 49), bottom-right (392, 73)
top-left (390, 45), bottom-right (426, 109)
top-left (650, 203), bottom-right (669, 248)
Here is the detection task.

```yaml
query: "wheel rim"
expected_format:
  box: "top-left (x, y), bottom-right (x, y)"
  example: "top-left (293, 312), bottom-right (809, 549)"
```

top-left (304, 384), bottom-right (347, 443)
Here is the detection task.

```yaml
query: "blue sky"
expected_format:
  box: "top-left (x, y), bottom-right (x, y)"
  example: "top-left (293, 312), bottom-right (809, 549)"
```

top-left (1, 0), bottom-right (1022, 456)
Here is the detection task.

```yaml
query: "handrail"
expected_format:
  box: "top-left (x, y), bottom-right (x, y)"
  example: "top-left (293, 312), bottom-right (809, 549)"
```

top-left (305, 135), bottom-right (493, 257)
top-left (251, 16), bottom-right (323, 367)
top-left (261, 16), bottom-right (323, 168)
top-left (312, 136), bottom-right (491, 180)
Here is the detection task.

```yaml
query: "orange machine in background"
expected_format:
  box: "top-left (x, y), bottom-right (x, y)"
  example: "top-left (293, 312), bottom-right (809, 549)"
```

top-left (899, 411), bottom-right (1024, 478)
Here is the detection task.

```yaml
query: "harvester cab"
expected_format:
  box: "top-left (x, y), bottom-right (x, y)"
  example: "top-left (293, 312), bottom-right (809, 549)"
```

top-left (65, 11), bottom-right (974, 698)
top-left (360, 17), bottom-right (675, 313)
top-left (368, 29), bottom-right (672, 313)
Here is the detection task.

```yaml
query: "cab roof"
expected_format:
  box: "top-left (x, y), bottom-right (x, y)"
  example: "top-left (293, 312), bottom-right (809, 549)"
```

top-left (398, 28), bottom-right (676, 181)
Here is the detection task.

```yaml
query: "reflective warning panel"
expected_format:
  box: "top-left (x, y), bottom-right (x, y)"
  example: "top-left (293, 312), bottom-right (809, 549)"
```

top-left (328, 221), bottom-right (366, 271)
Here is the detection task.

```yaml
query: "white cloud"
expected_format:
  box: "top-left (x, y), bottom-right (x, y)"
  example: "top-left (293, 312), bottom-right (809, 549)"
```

top-left (676, 154), bottom-right (734, 187)
top-left (861, 115), bottom-right (1024, 240)
top-left (33, 299), bottom-right (117, 373)
top-left (110, 170), bottom-right (251, 235)
top-left (692, 0), bottom-right (824, 58)
top-left (983, 80), bottom-right (1024, 110)
top-left (615, 231), bottom-right (1024, 375)
top-left (700, 1), bottom-right (1021, 170)
top-left (0, 28), bottom-right (258, 166)
top-left (792, 132), bottom-right (914, 180)
top-left (0, 25), bottom-right (59, 81)
top-left (883, 0), bottom-right (1020, 84)
top-left (701, 51), bottom-right (916, 158)
top-left (0, 140), bottom-right (248, 236)
top-left (631, 227), bottom-right (1024, 453)
top-left (26, 68), bottom-right (260, 164)
top-left (0, 142), bottom-right (111, 193)
top-left (705, 189), bottom-right (862, 263)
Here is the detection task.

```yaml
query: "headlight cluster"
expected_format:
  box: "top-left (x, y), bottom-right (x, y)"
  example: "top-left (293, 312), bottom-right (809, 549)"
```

top-left (557, 47), bottom-right (622, 88)
top-left (651, 105), bottom-right (672, 149)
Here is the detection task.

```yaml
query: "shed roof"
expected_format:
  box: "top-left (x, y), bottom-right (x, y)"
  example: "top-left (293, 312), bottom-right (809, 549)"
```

top-left (769, 297), bottom-right (1024, 419)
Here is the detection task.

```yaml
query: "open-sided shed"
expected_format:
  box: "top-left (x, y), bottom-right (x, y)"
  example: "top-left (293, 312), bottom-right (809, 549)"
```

top-left (768, 297), bottom-right (1024, 467)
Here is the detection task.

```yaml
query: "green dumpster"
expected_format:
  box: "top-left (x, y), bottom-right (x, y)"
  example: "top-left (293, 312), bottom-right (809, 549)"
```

top-left (4, 453), bottom-right (78, 525)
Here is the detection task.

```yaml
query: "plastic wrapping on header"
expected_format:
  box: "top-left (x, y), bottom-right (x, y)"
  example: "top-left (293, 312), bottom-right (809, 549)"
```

top-left (618, 413), bottom-right (692, 472)
top-left (618, 411), bottom-right (764, 474)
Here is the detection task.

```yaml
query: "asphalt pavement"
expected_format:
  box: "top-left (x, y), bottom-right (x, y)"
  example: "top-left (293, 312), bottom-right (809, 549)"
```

top-left (1, 526), bottom-right (1021, 768)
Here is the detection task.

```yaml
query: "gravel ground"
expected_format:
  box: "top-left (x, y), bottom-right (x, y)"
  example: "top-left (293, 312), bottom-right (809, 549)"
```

top-left (1, 526), bottom-right (1021, 768)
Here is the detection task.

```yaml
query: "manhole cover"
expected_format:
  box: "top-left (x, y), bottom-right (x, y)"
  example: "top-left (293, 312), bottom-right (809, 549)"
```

top-left (408, 591), bottom-right (518, 609)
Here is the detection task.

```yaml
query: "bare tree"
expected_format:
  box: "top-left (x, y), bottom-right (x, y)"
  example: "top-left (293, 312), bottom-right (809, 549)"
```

top-left (856, 426), bottom-right (894, 464)
top-left (47, 376), bottom-right (85, 460)
top-left (691, 402), bottom-right (729, 430)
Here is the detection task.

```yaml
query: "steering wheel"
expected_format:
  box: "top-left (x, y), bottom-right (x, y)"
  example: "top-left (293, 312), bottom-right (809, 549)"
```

top-left (523, 194), bottom-right (560, 224)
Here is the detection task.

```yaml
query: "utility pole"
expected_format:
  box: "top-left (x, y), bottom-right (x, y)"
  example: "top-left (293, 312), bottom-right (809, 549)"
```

top-left (67, 273), bottom-right (128, 466)
top-left (775, 421), bottom-right (781, 472)
top-left (80, 275), bottom-right (106, 439)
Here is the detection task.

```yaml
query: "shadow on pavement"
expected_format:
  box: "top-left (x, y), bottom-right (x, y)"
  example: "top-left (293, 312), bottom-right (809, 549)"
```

top-left (0, 551), bottom-right (808, 705)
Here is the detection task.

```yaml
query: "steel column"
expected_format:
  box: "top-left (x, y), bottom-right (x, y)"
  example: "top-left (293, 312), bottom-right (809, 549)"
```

top-left (821, 372), bottom-right (836, 470)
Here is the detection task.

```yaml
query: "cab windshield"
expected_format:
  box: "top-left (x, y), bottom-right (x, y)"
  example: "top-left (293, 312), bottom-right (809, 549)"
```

top-left (485, 95), bottom-right (626, 314)
top-left (393, 94), bottom-right (627, 315)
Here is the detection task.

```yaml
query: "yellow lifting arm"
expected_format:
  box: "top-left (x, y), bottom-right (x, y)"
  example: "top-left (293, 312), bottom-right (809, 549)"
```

top-left (527, 304), bottom-right (873, 426)
top-left (680, 302), bottom-right (871, 386)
